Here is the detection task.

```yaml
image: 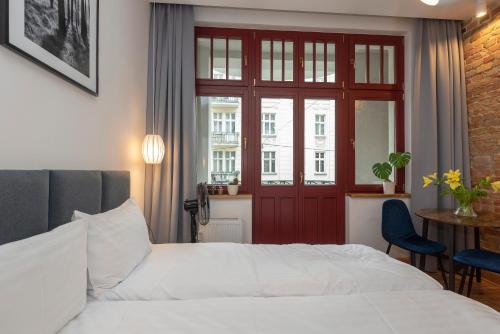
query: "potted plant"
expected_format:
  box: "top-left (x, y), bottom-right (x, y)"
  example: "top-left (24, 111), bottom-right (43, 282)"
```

top-left (422, 170), bottom-right (500, 217)
top-left (227, 178), bottom-right (239, 196)
top-left (372, 152), bottom-right (411, 194)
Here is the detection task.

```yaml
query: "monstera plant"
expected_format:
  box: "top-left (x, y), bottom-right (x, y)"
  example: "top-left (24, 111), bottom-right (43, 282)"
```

top-left (372, 152), bottom-right (411, 194)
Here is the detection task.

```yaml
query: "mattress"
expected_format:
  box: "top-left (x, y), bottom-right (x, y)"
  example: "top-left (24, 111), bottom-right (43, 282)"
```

top-left (94, 243), bottom-right (442, 301)
top-left (60, 290), bottom-right (500, 334)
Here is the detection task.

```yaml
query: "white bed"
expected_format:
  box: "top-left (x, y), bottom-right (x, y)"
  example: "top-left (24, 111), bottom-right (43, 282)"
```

top-left (61, 290), bottom-right (500, 334)
top-left (93, 242), bottom-right (442, 301)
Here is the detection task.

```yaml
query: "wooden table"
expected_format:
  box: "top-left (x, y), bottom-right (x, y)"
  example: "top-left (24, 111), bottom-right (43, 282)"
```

top-left (415, 208), bottom-right (500, 292)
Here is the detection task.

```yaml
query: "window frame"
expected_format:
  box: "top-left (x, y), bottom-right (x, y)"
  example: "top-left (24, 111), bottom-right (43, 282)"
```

top-left (262, 112), bottom-right (277, 136)
top-left (347, 90), bottom-right (405, 193)
top-left (348, 35), bottom-right (404, 91)
top-left (195, 27), bottom-right (251, 87)
top-left (315, 151), bottom-right (326, 174)
top-left (262, 151), bottom-right (277, 174)
top-left (196, 86), bottom-right (251, 193)
top-left (315, 114), bottom-right (326, 137)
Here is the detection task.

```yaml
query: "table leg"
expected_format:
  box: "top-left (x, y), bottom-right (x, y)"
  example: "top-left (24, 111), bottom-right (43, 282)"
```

top-left (449, 225), bottom-right (456, 292)
top-left (419, 219), bottom-right (429, 271)
top-left (474, 227), bottom-right (481, 283)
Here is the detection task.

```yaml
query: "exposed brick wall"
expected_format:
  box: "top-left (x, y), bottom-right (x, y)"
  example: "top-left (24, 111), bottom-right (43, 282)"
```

top-left (463, 4), bottom-right (500, 255)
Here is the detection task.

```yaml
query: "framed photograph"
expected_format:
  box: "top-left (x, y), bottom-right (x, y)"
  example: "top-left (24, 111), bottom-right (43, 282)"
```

top-left (0, 0), bottom-right (99, 95)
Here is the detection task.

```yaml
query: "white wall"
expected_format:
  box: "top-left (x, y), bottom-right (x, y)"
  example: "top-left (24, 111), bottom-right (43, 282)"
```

top-left (0, 0), bottom-right (150, 208)
top-left (194, 6), bottom-right (417, 192)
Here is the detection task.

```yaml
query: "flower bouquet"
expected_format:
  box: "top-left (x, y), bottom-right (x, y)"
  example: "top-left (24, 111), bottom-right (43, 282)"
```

top-left (422, 170), bottom-right (500, 217)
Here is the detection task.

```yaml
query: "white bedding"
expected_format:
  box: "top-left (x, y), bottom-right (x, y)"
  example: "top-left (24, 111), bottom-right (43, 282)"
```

top-left (94, 243), bottom-right (442, 300)
top-left (60, 290), bottom-right (500, 334)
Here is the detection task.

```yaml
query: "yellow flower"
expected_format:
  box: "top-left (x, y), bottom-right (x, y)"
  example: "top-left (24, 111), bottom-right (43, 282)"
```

top-left (491, 181), bottom-right (500, 193)
top-left (422, 176), bottom-right (433, 188)
top-left (443, 169), bottom-right (461, 183)
top-left (429, 172), bottom-right (438, 180)
top-left (448, 181), bottom-right (461, 191)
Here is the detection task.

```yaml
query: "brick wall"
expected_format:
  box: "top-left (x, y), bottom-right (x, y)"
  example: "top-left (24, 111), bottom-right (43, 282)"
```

top-left (463, 4), bottom-right (500, 254)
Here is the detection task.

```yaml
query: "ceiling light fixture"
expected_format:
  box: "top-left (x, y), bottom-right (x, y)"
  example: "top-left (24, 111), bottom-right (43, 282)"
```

top-left (476, 0), bottom-right (487, 18)
top-left (420, 0), bottom-right (439, 6)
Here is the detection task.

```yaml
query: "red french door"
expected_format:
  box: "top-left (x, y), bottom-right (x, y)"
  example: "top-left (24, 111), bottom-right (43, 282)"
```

top-left (253, 88), bottom-right (344, 244)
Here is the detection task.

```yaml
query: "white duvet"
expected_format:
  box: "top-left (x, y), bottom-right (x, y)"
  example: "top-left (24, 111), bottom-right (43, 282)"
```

top-left (60, 290), bottom-right (500, 334)
top-left (94, 243), bottom-right (442, 301)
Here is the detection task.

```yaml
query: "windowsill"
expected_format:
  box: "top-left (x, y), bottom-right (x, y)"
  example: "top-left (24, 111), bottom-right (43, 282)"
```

top-left (209, 193), bottom-right (253, 200)
top-left (346, 193), bottom-right (411, 199)
top-left (262, 134), bottom-right (277, 138)
top-left (262, 173), bottom-right (277, 175)
top-left (314, 173), bottom-right (327, 175)
top-left (315, 135), bottom-right (326, 138)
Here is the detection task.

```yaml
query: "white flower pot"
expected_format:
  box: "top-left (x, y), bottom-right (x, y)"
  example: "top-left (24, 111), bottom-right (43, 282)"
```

top-left (383, 181), bottom-right (396, 194)
top-left (227, 184), bottom-right (239, 196)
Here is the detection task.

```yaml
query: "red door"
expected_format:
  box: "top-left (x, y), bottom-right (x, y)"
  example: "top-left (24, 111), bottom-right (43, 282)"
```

top-left (253, 89), bottom-right (344, 244)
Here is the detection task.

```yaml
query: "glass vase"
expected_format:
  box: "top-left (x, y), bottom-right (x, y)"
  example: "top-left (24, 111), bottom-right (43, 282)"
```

top-left (454, 202), bottom-right (477, 217)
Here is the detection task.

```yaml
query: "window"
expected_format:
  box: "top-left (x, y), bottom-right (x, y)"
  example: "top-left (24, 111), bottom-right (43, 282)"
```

top-left (315, 114), bottom-right (325, 136)
top-left (315, 152), bottom-right (325, 173)
top-left (212, 113), bottom-right (223, 133)
top-left (263, 151), bottom-right (276, 174)
top-left (196, 28), bottom-right (405, 193)
top-left (262, 113), bottom-right (276, 136)
top-left (196, 95), bottom-right (243, 186)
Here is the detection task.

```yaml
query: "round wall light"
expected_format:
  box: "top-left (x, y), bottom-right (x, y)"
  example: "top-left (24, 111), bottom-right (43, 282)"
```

top-left (420, 0), bottom-right (439, 5)
top-left (142, 134), bottom-right (165, 164)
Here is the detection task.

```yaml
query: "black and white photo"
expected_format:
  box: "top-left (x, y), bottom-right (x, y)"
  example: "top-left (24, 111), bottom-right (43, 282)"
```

top-left (0, 0), bottom-right (98, 95)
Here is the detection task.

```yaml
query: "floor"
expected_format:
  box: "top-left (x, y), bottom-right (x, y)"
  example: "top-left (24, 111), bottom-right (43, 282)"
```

top-left (428, 271), bottom-right (500, 312)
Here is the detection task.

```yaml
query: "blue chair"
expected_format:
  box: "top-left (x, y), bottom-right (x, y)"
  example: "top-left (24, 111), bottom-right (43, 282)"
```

top-left (382, 199), bottom-right (448, 288)
top-left (454, 249), bottom-right (500, 297)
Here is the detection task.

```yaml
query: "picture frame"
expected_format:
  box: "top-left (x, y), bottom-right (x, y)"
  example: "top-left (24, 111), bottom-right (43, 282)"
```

top-left (0, 0), bottom-right (99, 96)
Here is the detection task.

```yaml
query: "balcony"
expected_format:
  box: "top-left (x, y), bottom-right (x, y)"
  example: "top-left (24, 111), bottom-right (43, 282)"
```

top-left (211, 171), bottom-right (240, 184)
top-left (211, 132), bottom-right (240, 146)
top-left (211, 96), bottom-right (240, 105)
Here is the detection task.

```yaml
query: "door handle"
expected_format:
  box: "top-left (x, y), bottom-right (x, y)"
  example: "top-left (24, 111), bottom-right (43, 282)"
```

top-left (300, 171), bottom-right (304, 184)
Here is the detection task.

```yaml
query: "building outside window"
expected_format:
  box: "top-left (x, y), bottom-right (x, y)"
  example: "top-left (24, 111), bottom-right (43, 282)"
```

top-left (213, 112), bottom-right (223, 133)
top-left (262, 113), bottom-right (276, 136)
top-left (315, 151), bottom-right (325, 173)
top-left (315, 114), bottom-right (325, 136)
top-left (263, 151), bottom-right (276, 174)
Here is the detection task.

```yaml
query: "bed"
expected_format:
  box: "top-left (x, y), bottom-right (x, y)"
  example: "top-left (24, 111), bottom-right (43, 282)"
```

top-left (0, 170), bottom-right (498, 334)
top-left (61, 290), bottom-right (500, 334)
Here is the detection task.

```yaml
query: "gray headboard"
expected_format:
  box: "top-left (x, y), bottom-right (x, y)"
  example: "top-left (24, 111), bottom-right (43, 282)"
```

top-left (0, 170), bottom-right (130, 245)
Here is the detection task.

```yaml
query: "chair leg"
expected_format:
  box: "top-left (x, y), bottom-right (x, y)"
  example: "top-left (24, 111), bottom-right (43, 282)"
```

top-left (386, 243), bottom-right (392, 255)
top-left (437, 254), bottom-right (449, 290)
top-left (467, 266), bottom-right (475, 297)
top-left (458, 265), bottom-right (468, 295)
top-left (410, 252), bottom-right (416, 267)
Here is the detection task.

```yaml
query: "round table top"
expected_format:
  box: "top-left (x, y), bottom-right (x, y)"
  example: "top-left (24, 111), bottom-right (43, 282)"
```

top-left (415, 208), bottom-right (500, 228)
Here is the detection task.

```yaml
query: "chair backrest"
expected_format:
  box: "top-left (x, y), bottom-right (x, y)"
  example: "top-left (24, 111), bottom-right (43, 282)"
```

top-left (382, 199), bottom-right (416, 243)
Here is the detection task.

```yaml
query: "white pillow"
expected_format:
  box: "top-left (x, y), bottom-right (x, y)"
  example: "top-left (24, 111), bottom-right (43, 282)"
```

top-left (75, 198), bottom-right (151, 294)
top-left (0, 221), bottom-right (87, 334)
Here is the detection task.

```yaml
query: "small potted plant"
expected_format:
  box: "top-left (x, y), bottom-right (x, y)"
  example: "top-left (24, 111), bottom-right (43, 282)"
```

top-left (227, 178), bottom-right (239, 196)
top-left (372, 152), bottom-right (411, 194)
top-left (422, 170), bottom-right (500, 217)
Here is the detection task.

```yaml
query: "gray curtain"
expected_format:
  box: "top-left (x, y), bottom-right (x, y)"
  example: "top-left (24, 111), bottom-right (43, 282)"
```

top-left (144, 4), bottom-right (196, 243)
top-left (412, 19), bottom-right (470, 252)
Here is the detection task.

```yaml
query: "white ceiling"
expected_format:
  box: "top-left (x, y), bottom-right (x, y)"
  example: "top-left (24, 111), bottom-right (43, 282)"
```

top-left (151, 0), bottom-right (495, 20)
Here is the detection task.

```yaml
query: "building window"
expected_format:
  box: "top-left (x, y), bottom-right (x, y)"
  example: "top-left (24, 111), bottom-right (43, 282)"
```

top-left (262, 113), bottom-right (276, 136)
top-left (213, 151), bottom-right (224, 172)
top-left (225, 151), bottom-right (236, 172)
top-left (315, 152), bottom-right (325, 173)
top-left (226, 113), bottom-right (236, 133)
top-left (315, 114), bottom-right (325, 136)
top-left (263, 151), bottom-right (276, 174)
top-left (213, 113), bottom-right (223, 133)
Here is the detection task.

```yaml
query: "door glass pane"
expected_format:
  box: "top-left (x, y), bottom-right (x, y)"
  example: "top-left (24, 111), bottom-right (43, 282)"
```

top-left (284, 41), bottom-right (294, 82)
top-left (354, 44), bottom-right (367, 83)
top-left (383, 46), bottom-right (395, 84)
top-left (273, 40), bottom-right (283, 81)
top-left (196, 96), bottom-right (243, 185)
top-left (228, 39), bottom-right (242, 80)
top-left (196, 38), bottom-right (211, 79)
top-left (261, 98), bottom-right (294, 185)
top-left (304, 42), bottom-right (314, 82)
top-left (262, 40), bottom-right (271, 81)
top-left (326, 43), bottom-right (335, 83)
top-left (213, 38), bottom-right (226, 79)
top-left (355, 100), bottom-right (395, 184)
top-left (315, 42), bottom-right (324, 83)
top-left (369, 45), bottom-right (381, 83)
top-left (304, 99), bottom-right (335, 185)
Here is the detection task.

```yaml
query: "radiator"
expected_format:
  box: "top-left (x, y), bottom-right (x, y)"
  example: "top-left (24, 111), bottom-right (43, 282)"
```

top-left (198, 218), bottom-right (243, 243)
